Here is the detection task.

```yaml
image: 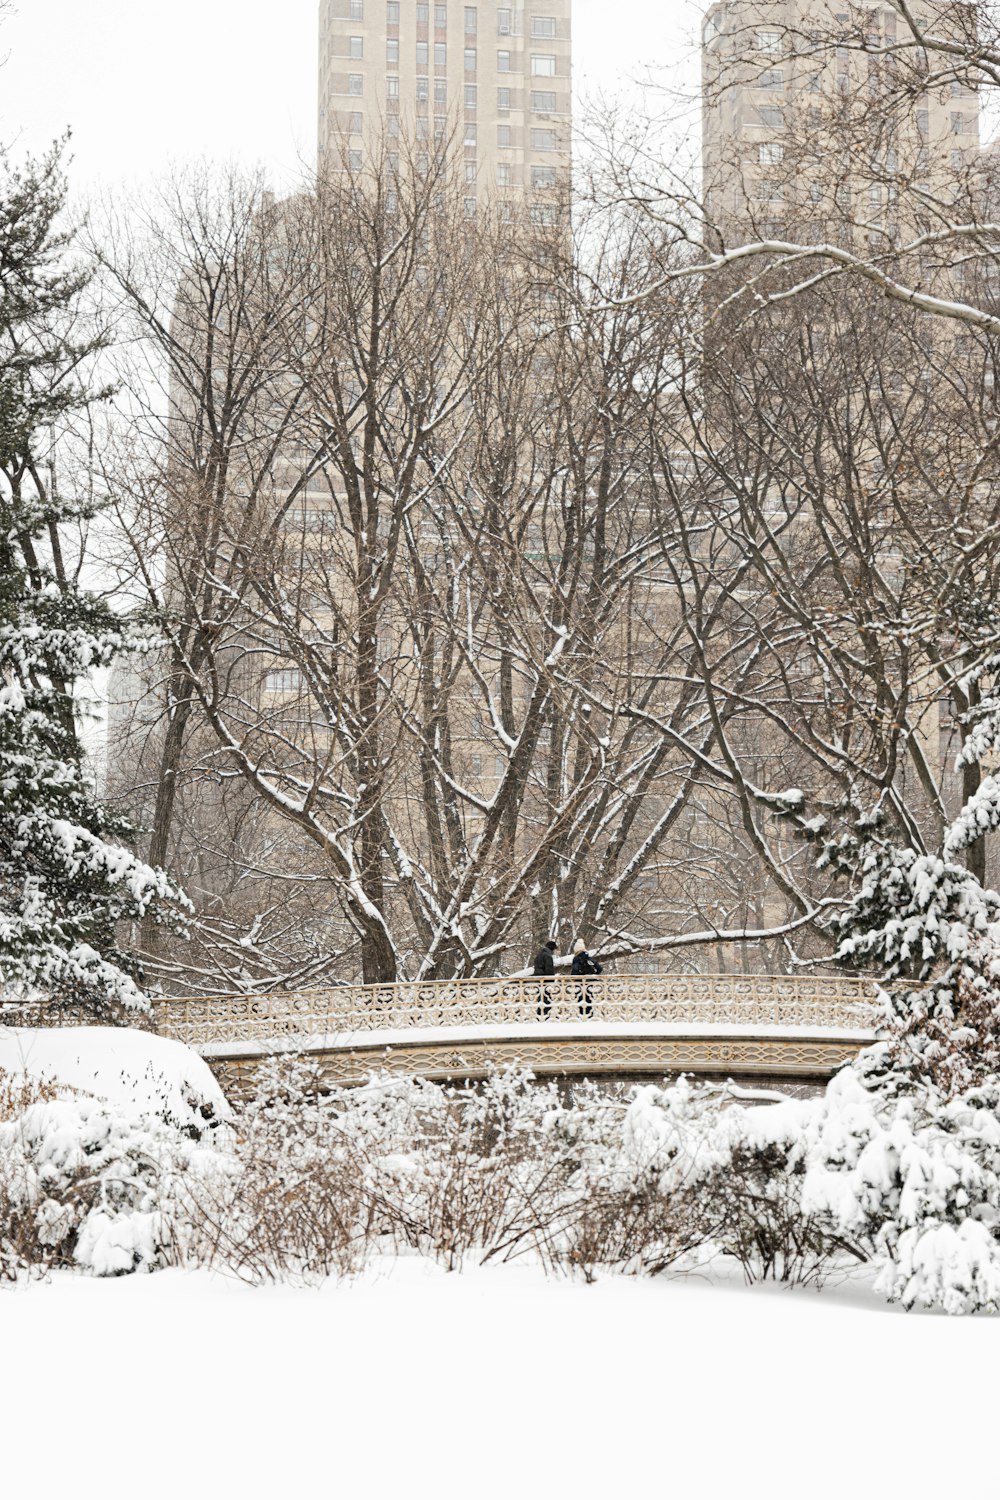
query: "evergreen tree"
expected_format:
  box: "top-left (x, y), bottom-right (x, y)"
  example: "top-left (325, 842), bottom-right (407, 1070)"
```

top-left (818, 615), bottom-right (1000, 1097)
top-left (0, 142), bottom-right (182, 1015)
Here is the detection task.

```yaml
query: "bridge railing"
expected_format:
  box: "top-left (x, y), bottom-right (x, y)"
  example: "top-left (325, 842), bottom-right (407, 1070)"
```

top-left (154, 972), bottom-right (880, 1049)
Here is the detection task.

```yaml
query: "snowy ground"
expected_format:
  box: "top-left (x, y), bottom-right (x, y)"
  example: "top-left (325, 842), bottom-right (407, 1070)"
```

top-left (2, 1258), bottom-right (993, 1500)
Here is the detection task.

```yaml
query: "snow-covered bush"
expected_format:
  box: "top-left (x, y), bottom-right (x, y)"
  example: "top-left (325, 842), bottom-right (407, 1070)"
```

top-left (0, 1029), bottom-right (232, 1280)
top-left (800, 1054), bottom-right (1000, 1313)
top-left (0, 1071), bottom-right (226, 1280)
top-left (172, 1058), bottom-right (370, 1283)
top-left (212, 1064), bottom-right (583, 1277)
top-left (605, 1078), bottom-right (863, 1287)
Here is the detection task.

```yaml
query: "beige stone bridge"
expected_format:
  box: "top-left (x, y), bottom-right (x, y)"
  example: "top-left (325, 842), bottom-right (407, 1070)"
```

top-left (153, 972), bottom-right (881, 1097)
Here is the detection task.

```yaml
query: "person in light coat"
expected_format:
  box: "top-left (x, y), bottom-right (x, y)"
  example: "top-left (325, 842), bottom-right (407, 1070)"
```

top-left (570, 938), bottom-right (602, 1019)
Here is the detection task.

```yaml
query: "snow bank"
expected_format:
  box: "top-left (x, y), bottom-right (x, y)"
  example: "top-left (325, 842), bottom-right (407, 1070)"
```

top-left (0, 1026), bottom-right (231, 1131)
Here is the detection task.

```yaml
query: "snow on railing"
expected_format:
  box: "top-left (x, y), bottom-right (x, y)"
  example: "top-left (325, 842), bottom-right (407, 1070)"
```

top-left (153, 972), bottom-right (881, 1048)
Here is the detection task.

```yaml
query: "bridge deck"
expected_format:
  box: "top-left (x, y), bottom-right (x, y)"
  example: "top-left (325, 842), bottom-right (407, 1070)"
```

top-left (154, 973), bottom-right (880, 1096)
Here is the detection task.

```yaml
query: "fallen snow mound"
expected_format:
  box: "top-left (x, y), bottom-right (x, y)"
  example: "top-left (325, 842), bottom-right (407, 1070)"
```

top-left (0, 1026), bottom-right (231, 1133)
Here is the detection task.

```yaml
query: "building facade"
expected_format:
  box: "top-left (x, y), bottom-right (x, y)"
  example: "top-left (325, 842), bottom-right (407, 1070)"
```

top-left (318, 0), bottom-right (572, 218)
top-left (701, 0), bottom-right (980, 245)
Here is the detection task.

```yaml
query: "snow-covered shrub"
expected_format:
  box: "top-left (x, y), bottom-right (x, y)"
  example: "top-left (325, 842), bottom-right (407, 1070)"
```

top-left (0, 1070), bottom-right (226, 1280)
top-left (541, 1077), bottom-right (724, 1280)
top-left (173, 1059), bottom-right (370, 1283)
top-left (800, 1053), bottom-right (1000, 1313)
top-left (347, 1067), bottom-right (574, 1271)
top-left (184, 1064), bottom-right (697, 1280)
top-left (605, 1078), bottom-right (863, 1287)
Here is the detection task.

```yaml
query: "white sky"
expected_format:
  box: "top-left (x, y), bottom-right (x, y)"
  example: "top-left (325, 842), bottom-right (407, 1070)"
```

top-left (0, 0), bottom-right (703, 194)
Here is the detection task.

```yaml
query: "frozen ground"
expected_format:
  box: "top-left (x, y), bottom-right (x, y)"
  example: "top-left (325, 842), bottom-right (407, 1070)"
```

top-left (2, 1257), bottom-right (993, 1500)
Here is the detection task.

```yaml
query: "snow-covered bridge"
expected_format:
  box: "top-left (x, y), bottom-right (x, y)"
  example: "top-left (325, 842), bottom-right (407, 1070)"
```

top-left (154, 972), bottom-right (880, 1098)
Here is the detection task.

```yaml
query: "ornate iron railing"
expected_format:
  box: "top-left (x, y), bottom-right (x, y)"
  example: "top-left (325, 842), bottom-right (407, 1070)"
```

top-left (153, 972), bottom-right (880, 1049)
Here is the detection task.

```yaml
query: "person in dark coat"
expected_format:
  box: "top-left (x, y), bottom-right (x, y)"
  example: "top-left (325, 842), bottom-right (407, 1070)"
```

top-left (571, 938), bottom-right (602, 1018)
top-left (532, 938), bottom-right (557, 1019)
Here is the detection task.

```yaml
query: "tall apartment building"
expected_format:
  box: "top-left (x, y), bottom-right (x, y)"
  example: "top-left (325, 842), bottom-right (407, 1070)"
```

top-left (701, 1), bottom-right (980, 244)
top-left (317, 0), bottom-right (572, 219)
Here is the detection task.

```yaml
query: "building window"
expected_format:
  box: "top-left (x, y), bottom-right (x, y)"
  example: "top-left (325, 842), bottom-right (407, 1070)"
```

top-left (951, 111), bottom-right (966, 133)
top-left (349, 35), bottom-right (364, 58)
top-left (386, 75), bottom-right (399, 98)
top-left (464, 5), bottom-right (477, 31)
top-left (531, 89), bottom-right (556, 110)
top-left (530, 127), bottom-right (555, 148)
top-left (465, 160), bottom-right (477, 182)
top-left (756, 28), bottom-right (781, 52)
top-left (530, 204), bottom-right (555, 225)
top-left (758, 105), bottom-right (783, 128)
top-left (416, 115), bottom-right (429, 139)
top-left (435, 78), bottom-right (447, 104)
top-left (416, 2), bottom-right (429, 20)
top-left (287, 508), bottom-right (329, 531)
top-left (434, 41), bottom-right (446, 66)
top-left (387, 113), bottom-right (400, 135)
top-left (498, 85), bottom-right (511, 110)
top-left (758, 141), bottom-right (783, 165)
top-left (497, 8), bottom-right (512, 33)
top-left (348, 73), bottom-right (363, 94)
top-left (496, 161), bottom-right (511, 185)
top-left (464, 47), bottom-right (477, 71)
top-left (417, 40), bottom-right (429, 65)
top-left (435, 3), bottom-right (447, 23)
top-left (531, 165), bottom-right (556, 187)
top-left (465, 83), bottom-right (477, 108)
top-left (499, 202), bottom-right (512, 222)
top-left (386, 188), bottom-right (398, 213)
top-left (498, 49), bottom-right (511, 71)
top-left (470, 753), bottom-right (483, 775)
top-left (350, 0), bottom-right (364, 16)
top-left (416, 75), bottom-right (429, 101)
top-left (264, 668), bottom-right (303, 693)
top-left (386, 0), bottom-right (399, 17)
top-left (464, 197), bottom-right (476, 219)
top-left (531, 15), bottom-right (555, 36)
top-left (497, 123), bottom-right (511, 147)
top-left (349, 149), bottom-right (363, 169)
top-left (464, 121), bottom-right (477, 145)
top-left (758, 69), bottom-right (783, 90)
top-left (435, 115), bottom-right (447, 141)
top-left (386, 37), bottom-right (399, 63)
top-left (349, 110), bottom-right (363, 133)
top-left (531, 54), bottom-right (555, 75)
